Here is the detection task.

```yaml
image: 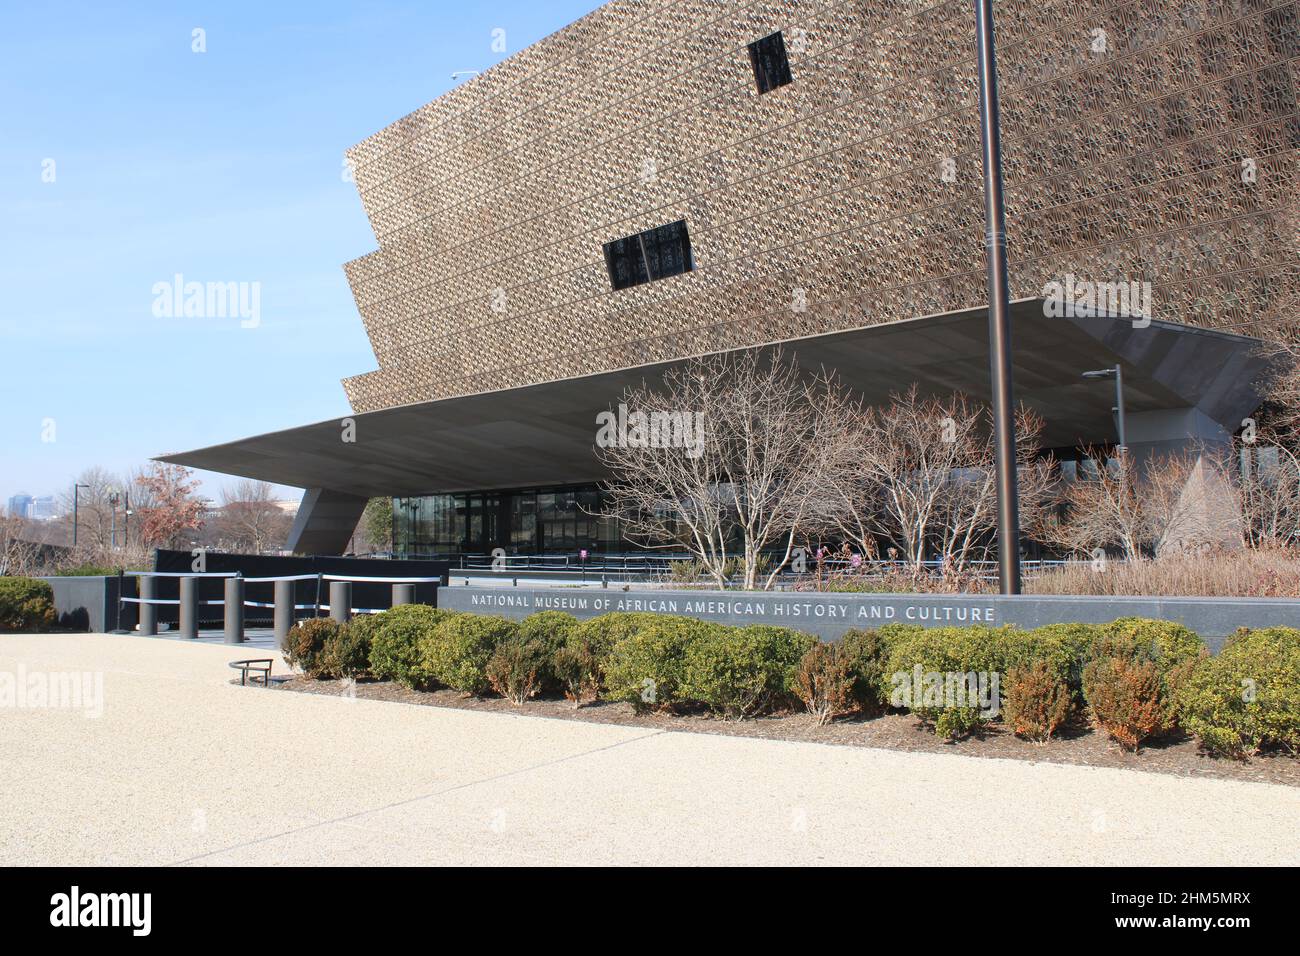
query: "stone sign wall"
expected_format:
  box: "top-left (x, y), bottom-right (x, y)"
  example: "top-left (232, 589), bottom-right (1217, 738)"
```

top-left (438, 586), bottom-right (1300, 653)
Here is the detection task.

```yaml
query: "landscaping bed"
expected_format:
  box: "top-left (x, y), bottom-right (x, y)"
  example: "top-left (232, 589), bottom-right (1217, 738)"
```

top-left (264, 673), bottom-right (1300, 789)
top-left (261, 605), bottom-right (1300, 787)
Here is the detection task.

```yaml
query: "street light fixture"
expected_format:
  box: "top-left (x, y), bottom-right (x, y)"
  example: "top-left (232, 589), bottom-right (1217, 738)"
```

top-left (450, 70), bottom-right (480, 81)
top-left (108, 489), bottom-right (121, 550)
top-left (72, 483), bottom-right (90, 548)
top-left (1081, 365), bottom-right (1127, 452)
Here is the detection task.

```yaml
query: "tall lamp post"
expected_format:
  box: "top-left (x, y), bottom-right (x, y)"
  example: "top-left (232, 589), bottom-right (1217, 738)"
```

top-left (1081, 366), bottom-right (1127, 453)
top-left (72, 483), bottom-right (90, 548)
top-left (108, 490), bottom-right (120, 550)
top-left (974, 0), bottom-right (1021, 594)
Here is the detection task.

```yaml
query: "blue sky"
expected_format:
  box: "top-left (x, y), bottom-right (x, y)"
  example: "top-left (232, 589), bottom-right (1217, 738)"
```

top-left (0, 0), bottom-right (602, 505)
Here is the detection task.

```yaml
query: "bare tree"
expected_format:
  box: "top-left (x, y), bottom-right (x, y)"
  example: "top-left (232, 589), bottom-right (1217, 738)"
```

top-left (1043, 448), bottom-right (1238, 560)
top-left (1234, 438), bottom-right (1300, 549)
top-left (56, 466), bottom-right (126, 550)
top-left (598, 348), bottom-right (852, 590)
top-left (216, 480), bottom-right (292, 554)
top-left (0, 515), bottom-right (42, 577)
top-left (819, 386), bottom-right (1055, 575)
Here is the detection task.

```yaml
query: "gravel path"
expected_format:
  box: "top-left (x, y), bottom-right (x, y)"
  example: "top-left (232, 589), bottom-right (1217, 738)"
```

top-left (2, 633), bottom-right (1297, 866)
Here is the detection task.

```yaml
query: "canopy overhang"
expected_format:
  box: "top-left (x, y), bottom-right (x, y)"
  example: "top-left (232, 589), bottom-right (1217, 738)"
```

top-left (158, 299), bottom-right (1276, 498)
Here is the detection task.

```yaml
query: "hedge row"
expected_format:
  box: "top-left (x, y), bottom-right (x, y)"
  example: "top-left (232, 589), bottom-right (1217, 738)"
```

top-left (0, 577), bottom-right (55, 633)
top-left (280, 608), bottom-right (1300, 759)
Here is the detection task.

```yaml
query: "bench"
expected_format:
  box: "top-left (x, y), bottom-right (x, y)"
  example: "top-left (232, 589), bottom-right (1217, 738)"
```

top-left (229, 658), bottom-right (274, 686)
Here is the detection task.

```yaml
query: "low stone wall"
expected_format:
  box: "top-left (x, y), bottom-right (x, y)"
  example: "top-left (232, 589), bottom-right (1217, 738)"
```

top-left (37, 576), bottom-right (136, 633)
top-left (438, 585), bottom-right (1300, 653)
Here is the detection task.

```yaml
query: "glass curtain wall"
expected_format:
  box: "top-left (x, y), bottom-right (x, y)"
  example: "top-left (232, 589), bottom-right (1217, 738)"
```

top-left (394, 484), bottom-right (629, 557)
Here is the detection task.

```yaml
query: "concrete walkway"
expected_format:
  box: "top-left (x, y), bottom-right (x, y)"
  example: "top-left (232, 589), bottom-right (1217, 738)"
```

top-left (1, 633), bottom-right (1296, 866)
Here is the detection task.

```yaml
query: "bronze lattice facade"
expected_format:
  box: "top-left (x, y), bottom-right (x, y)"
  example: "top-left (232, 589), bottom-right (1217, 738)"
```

top-left (340, 0), bottom-right (1298, 414)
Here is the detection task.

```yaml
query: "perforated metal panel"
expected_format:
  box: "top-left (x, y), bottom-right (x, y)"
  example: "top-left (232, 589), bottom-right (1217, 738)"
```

top-left (337, 0), bottom-right (1300, 414)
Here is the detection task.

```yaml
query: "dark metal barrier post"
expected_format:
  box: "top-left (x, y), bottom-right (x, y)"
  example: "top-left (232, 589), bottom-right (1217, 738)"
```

top-left (274, 579), bottom-right (294, 644)
top-left (974, 0), bottom-right (1022, 595)
top-left (179, 576), bottom-right (199, 639)
top-left (224, 575), bottom-right (245, 644)
top-left (330, 581), bottom-right (352, 623)
top-left (139, 575), bottom-right (157, 636)
top-left (392, 583), bottom-right (414, 606)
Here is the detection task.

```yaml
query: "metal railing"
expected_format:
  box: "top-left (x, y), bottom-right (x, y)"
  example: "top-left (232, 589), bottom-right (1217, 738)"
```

top-left (442, 555), bottom-right (1072, 590)
top-left (454, 552), bottom-right (696, 573)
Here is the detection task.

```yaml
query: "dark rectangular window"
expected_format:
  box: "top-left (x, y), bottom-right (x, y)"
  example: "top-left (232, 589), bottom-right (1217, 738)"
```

top-left (603, 220), bottom-right (694, 291)
top-left (748, 31), bottom-right (792, 94)
top-left (602, 233), bottom-right (650, 291)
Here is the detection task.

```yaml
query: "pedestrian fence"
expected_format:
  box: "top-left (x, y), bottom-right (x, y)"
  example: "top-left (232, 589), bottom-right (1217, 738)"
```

top-left (114, 570), bottom-right (441, 645)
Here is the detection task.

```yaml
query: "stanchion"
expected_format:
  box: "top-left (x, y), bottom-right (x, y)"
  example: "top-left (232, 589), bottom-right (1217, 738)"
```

top-left (391, 583), bottom-right (414, 606)
top-left (139, 575), bottom-right (157, 636)
top-left (179, 576), bottom-right (199, 639)
top-left (274, 579), bottom-right (294, 643)
top-left (224, 576), bottom-right (245, 644)
top-left (330, 581), bottom-right (352, 623)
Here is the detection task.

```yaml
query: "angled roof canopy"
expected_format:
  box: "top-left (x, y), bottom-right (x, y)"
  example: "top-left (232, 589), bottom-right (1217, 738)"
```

top-left (158, 299), bottom-right (1275, 498)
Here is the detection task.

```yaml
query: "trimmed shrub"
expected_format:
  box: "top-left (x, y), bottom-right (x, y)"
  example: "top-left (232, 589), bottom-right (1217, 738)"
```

top-left (323, 615), bottom-right (376, 680)
top-left (553, 637), bottom-right (603, 709)
top-left (1082, 655), bottom-right (1164, 751)
top-left (560, 612), bottom-right (669, 707)
top-left (369, 604), bottom-right (456, 688)
top-left (282, 617), bottom-right (342, 678)
top-left (52, 564), bottom-right (118, 577)
top-left (1003, 660), bottom-right (1073, 743)
top-left (602, 615), bottom-right (714, 712)
top-left (1020, 623), bottom-right (1099, 694)
top-left (1088, 618), bottom-right (1207, 734)
top-left (681, 624), bottom-right (814, 719)
top-left (486, 633), bottom-right (550, 705)
top-left (0, 577), bottom-right (56, 633)
top-left (794, 642), bottom-right (858, 725)
top-left (875, 623), bottom-right (926, 642)
top-left (421, 613), bottom-right (516, 695)
top-left (881, 626), bottom-right (1007, 739)
top-left (570, 612), bottom-right (662, 664)
top-left (837, 628), bottom-right (892, 710)
top-left (1177, 627), bottom-right (1300, 758)
top-left (515, 610), bottom-right (578, 692)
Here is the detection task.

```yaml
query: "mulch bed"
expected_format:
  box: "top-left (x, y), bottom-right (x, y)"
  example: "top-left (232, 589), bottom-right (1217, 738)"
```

top-left (255, 675), bottom-right (1300, 788)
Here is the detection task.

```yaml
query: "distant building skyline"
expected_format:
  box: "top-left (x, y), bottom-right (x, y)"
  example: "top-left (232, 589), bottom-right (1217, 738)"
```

top-left (7, 493), bottom-right (63, 521)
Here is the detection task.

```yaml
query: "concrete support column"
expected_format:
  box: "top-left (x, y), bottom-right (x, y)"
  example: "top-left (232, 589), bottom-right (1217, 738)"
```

top-left (179, 577), bottom-right (199, 639)
top-left (285, 488), bottom-right (369, 556)
top-left (273, 580), bottom-right (294, 644)
top-left (329, 581), bottom-right (352, 623)
top-left (138, 576), bottom-right (157, 636)
top-left (224, 577), bottom-right (245, 644)
top-left (391, 583), bottom-right (414, 606)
